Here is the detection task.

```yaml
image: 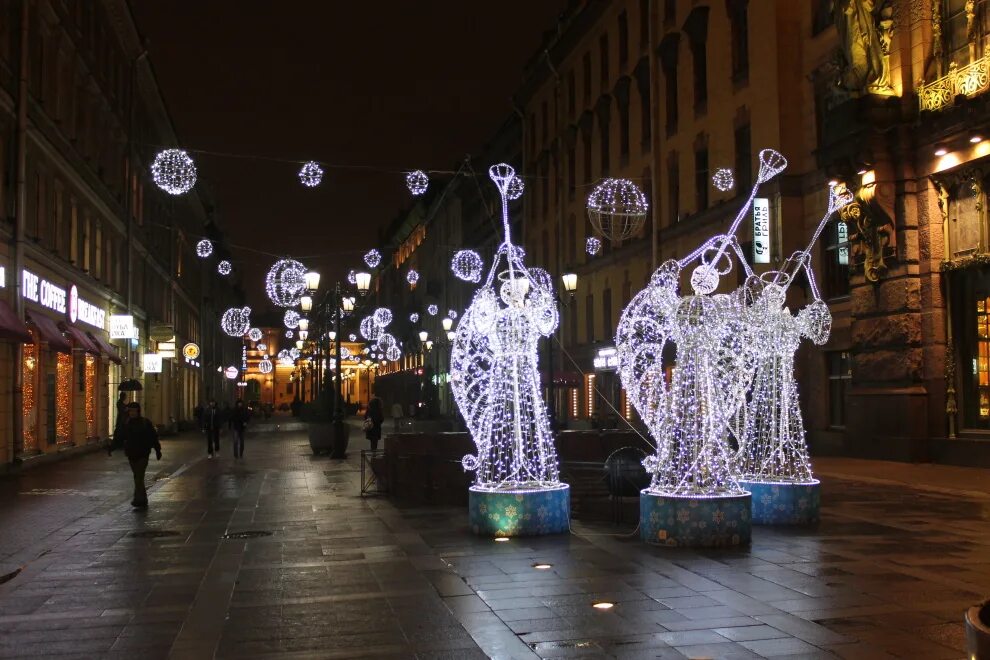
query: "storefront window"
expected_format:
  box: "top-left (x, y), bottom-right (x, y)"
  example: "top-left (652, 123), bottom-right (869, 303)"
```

top-left (22, 341), bottom-right (38, 452)
top-left (827, 351), bottom-right (851, 428)
top-left (823, 221), bottom-right (850, 299)
top-left (85, 355), bottom-right (97, 438)
top-left (585, 373), bottom-right (596, 418)
top-left (56, 352), bottom-right (72, 444)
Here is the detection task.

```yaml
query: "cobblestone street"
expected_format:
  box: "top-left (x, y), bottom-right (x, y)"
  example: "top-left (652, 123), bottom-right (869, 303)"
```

top-left (0, 427), bottom-right (986, 659)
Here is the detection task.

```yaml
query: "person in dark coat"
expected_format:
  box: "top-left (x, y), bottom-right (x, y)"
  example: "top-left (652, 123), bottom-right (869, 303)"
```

top-left (109, 392), bottom-right (128, 456)
top-left (109, 402), bottom-right (161, 508)
top-left (228, 400), bottom-right (249, 458)
top-left (364, 396), bottom-right (385, 451)
top-left (202, 400), bottom-right (222, 458)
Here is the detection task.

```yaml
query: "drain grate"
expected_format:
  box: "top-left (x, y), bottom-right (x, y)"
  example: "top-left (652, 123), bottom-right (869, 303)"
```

top-left (0, 568), bottom-right (22, 585)
top-left (223, 530), bottom-right (273, 540)
top-left (128, 530), bottom-right (181, 539)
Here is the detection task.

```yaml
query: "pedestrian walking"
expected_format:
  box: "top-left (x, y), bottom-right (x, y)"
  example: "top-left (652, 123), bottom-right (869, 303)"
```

top-left (109, 392), bottom-right (128, 456)
top-left (365, 395), bottom-right (385, 452)
top-left (228, 400), bottom-right (249, 458)
top-left (109, 402), bottom-right (161, 508)
top-left (202, 399), bottom-right (222, 458)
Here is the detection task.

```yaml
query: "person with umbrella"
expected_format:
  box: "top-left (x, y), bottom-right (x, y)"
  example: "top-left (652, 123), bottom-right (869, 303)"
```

top-left (109, 401), bottom-right (161, 508)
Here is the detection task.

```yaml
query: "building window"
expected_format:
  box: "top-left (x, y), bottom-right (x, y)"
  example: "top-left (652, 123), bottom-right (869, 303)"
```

top-left (640, 0), bottom-right (650, 46)
top-left (812, 0), bottom-right (832, 35)
top-left (659, 35), bottom-right (679, 135)
top-left (618, 11), bottom-right (629, 66)
top-left (668, 151), bottom-right (680, 223)
top-left (21, 340), bottom-right (38, 453)
top-left (619, 96), bottom-right (630, 161)
top-left (602, 288), bottom-right (612, 340)
top-left (664, 0), bottom-right (676, 25)
top-left (822, 220), bottom-right (850, 299)
top-left (827, 351), bottom-right (851, 428)
top-left (567, 70), bottom-right (576, 117)
top-left (56, 352), bottom-right (73, 444)
top-left (689, 31), bottom-right (708, 112)
top-left (734, 121), bottom-right (752, 191)
top-left (582, 125), bottom-right (593, 183)
top-left (540, 101), bottom-right (548, 148)
top-left (599, 34), bottom-right (609, 87)
top-left (944, 0), bottom-right (983, 68)
top-left (728, 0), bottom-right (749, 82)
top-left (598, 106), bottom-right (611, 174)
top-left (586, 293), bottom-right (595, 343)
top-left (635, 61), bottom-right (651, 150)
top-left (694, 143), bottom-right (709, 212)
top-left (583, 52), bottom-right (592, 105)
top-left (567, 144), bottom-right (576, 198)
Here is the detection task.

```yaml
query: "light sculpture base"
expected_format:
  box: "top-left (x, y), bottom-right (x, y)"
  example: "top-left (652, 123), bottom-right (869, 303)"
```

top-left (640, 490), bottom-right (752, 547)
top-left (469, 484), bottom-right (570, 537)
top-left (739, 479), bottom-right (820, 525)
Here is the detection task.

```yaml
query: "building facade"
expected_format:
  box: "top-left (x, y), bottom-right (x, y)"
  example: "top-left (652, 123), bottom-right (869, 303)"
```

top-left (0, 0), bottom-right (240, 469)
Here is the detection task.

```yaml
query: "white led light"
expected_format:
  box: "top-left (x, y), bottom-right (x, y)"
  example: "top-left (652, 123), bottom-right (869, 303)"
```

top-left (221, 306), bottom-right (251, 338)
top-left (258, 358), bottom-right (273, 374)
top-left (406, 170), bottom-right (429, 195)
top-left (364, 249), bottom-right (381, 269)
top-left (427, 304), bottom-right (439, 316)
top-left (283, 310), bottom-right (300, 329)
top-left (448, 309), bottom-right (458, 320)
top-left (247, 328), bottom-right (262, 342)
top-left (407, 270), bottom-right (419, 285)
top-left (152, 149), bottom-right (196, 195)
top-left (506, 175), bottom-right (525, 200)
top-left (360, 316), bottom-right (381, 341)
top-left (348, 333), bottom-right (357, 342)
top-left (587, 178), bottom-right (648, 241)
top-left (196, 239), bottom-right (213, 258)
top-left (451, 250), bottom-right (484, 283)
top-left (713, 167), bottom-right (735, 192)
top-left (409, 313), bottom-right (420, 323)
top-left (586, 236), bottom-right (602, 256)
top-left (386, 345), bottom-right (401, 361)
top-left (347, 269), bottom-right (357, 285)
top-left (285, 329), bottom-right (293, 339)
top-left (298, 161), bottom-right (323, 187)
top-left (373, 308), bottom-right (393, 327)
top-left (266, 258), bottom-right (308, 308)
top-left (217, 260), bottom-right (232, 276)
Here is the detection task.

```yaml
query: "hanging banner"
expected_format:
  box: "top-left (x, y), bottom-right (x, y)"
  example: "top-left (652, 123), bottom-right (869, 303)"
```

top-left (753, 198), bottom-right (771, 264)
top-left (110, 315), bottom-right (136, 339)
top-left (143, 353), bottom-right (163, 374)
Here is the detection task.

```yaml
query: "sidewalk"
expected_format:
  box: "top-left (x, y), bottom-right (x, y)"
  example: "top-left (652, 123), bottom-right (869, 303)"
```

top-left (0, 430), bottom-right (984, 658)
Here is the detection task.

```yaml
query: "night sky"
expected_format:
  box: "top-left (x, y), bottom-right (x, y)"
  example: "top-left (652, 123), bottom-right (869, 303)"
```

top-left (128, 1), bottom-right (568, 307)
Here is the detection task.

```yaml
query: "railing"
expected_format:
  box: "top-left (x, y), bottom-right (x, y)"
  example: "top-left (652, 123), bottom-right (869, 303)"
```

top-left (919, 56), bottom-right (990, 112)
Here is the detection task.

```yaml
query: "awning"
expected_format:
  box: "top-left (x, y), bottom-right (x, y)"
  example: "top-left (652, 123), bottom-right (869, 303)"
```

top-left (60, 323), bottom-right (100, 355)
top-left (88, 331), bottom-right (123, 364)
top-left (26, 313), bottom-right (71, 354)
top-left (0, 299), bottom-right (32, 343)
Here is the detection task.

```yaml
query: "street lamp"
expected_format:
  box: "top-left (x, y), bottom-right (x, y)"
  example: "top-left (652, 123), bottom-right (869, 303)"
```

top-left (299, 330), bottom-right (309, 341)
top-left (298, 318), bottom-right (309, 331)
top-left (328, 330), bottom-right (337, 341)
top-left (342, 296), bottom-right (355, 313)
top-left (304, 271), bottom-right (321, 291)
top-left (419, 330), bottom-right (429, 343)
top-left (300, 295), bottom-right (313, 312)
top-left (446, 331), bottom-right (455, 341)
top-left (296, 340), bottom-right (305, 350)
top-left (355, 272), bottom-right (371, 294)
top-left (561, 273), bottom-right (578, 295)
top-left (442, 317), bottom-right (453, 332)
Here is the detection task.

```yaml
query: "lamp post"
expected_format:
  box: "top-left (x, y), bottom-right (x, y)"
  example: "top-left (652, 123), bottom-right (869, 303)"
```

top-left (547, 272), bottom-right (578, 432)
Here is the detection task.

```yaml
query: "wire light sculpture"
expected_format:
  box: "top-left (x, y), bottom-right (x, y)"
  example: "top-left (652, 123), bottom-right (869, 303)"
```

top-left (266, 258), bottom-right (307, 308)
top-left (258, 358), bottom-right (273, 374)
top-left (364, 249), bottom-right (381, 268)
top-left (450, 163), bottom-right (562, 492)
top-left (196, 239), bottom-right (213, 258)
top-left (587, 178), bottom-right (648, 242)
top-left (713, 167), bottom-right (735, 192)
top-left (451, 250), bottom-right (484, 283)
top-left (407, 270), bottom-right (419, 286)
top-left (427, 304), bottom-right (439, 316)
top-left (221, 306), bottom-right (251, 338)
top-left (406, 170), bottom-right (429, 195)
top-left (506, 175), bottom-right (525, 200)
top-left (247, 328), bottom-right (263, 342)
top-left (151, 149), bottom-right (197, 195)
top-left (409, 313), bottom-right (419, 323)
top-left (283, 310), bottom-right (300, 329)
top-left (217, 260), bottom-right (232, 276)
top-left (586, 236), bottom-right (602, 256)
top-left (298, 161), bottom-right (323, 187)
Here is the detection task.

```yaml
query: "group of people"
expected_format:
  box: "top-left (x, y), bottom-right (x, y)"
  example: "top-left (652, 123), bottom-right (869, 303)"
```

top-left (197, 399), bottom-right (250, 459)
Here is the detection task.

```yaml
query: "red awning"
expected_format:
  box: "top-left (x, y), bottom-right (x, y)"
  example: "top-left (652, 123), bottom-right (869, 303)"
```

top-left (88, 331), bottom-right (123, 364)
top-left (0, 299), bottom-right (32, 343)
top-left (26, 313), bottom-right (71, 354)
top-left (60, 323), bottom-right (100, 355)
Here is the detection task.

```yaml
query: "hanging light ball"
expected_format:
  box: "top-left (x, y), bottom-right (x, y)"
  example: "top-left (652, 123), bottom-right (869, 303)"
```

top-left (289, 347), bottom-right (301, 360)
top-left (506, 175), bottom-right (525, 200)
top-left (712, 167), bottom-right (735, 192)
top-left (409, 313), bottom-right (420, 323)
top-left (587, 178), bottom-right (648, 241)
top-left (386, 345), bottom-right (402, 361)
top-left (347, 269), bottom-right (357, 285)
top-left (448, 309), bottom-right (458, 320)
top-left (247, 328), bottom-right (263, 342)
top-left (196, 239), bottom-right (213, 258)
top-left (360, 316), bottom-right (382, 341)
top-left (373, 307), bottom-right (393, 327)
top-left (298, 161), bottom-right (324, 187)
top-left (406, 170), bottom-right (429, 196)
top-left (266, 258), bottom-right (307, 308)
top-left (451, 250), bottom-right (483, 283)
top-left (427, 304), bottom-right (439, 316)
top-left (257, 342), bottom-right (267, 353)
top-left (586, 236), bottom-right (602, 256)
top-left (364, 249), bottom-right (381, 269)
top-left (348, 333), bottom-right (357, 342)
top-left (151, 149), bottom-right (197, 195)
top-left (377, 333), bottom-right (396, 350)
top-left (407, 270), bottom-right (419, 285)
top-left (258, 358), bottom-right (273, 374)
top-left (285, 330), bottom-right (294, 338)
top-left (340, 346), bottom-right (352, 359)
top-left (221, 306), bottom-right (251, 338)
top-left (217, 260), bottom-right (232, 276)
top-left (283, 309), bottom-right (300, 329)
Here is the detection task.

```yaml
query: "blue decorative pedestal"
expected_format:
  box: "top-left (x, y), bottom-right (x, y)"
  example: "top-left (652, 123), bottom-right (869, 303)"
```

top-left (469, 484), bottom-right (570, 537)
top-left (739, 479), bottom-right (820, 525)
top-left (640, 490), bottom-right (752, 547)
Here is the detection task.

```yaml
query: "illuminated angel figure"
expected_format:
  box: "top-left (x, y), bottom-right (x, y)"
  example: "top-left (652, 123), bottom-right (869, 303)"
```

top-left (451, 164), bottom-right (561, 490)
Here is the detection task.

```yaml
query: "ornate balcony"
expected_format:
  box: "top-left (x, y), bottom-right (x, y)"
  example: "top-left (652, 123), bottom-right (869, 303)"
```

top-left (919, 55), bottom-right (990, 112)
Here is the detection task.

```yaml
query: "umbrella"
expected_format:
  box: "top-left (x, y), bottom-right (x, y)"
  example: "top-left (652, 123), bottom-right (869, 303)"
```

top-left (118, 379), bottom-right (143, 392)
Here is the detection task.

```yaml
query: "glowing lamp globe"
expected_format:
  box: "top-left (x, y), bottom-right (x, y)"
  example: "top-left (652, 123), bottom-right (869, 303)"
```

top-left (418, 330), bottom-right (428, 342)
top-left (363, 249), bottom-right (381, 269)
top-left (266, 258), bottom-right (307, 308)
top-left (247, 328), bottom-right (263, 342)
top-left (406, 170), bottom-right (429, 196)
top-left (196, 239), bottom-right (213, 258)
top-left (587, 178), bottom-right (648, 241)
top-left (300, 295), bottom-right (313, 312)
top-left (151, 149), bottom-right (197, 195)
top-left (298, 161), bottom-right (323, 187)
top-left (298, 330), bottom-right (309, 341)
top-left (451, 250), bottom-right (484, 283)
top-left (304, 271), bottom-right (321, 291)
top-left (442, 317), bottom-right (453, 332)
top-left (217, 260), bottom-right (232, 276)
top-left (355, 272), bottom-right (371, 293)
top-left (297, 318), bottom-right (309, 332)
top-left (342, 296), bottom-right (355, 312)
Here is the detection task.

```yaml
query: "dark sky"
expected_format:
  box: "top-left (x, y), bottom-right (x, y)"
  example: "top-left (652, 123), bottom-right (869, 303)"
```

top-left (128, 1), bottom-right (568, 307)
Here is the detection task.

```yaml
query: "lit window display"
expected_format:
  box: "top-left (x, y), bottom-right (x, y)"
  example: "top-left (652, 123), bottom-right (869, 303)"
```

top-left (86, 355), bottom-right (97, 438)
top-left (22, 341), bottom-right (38, 452)
top-left (56, 352), bottom-right (72, 444)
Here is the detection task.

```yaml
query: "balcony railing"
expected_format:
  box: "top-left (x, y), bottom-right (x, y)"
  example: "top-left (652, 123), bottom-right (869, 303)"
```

top-left (919, 55), bottom-right (990, 112)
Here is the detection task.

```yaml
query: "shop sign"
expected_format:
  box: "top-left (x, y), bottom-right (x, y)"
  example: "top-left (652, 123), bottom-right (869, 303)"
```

top-left (110, 315), bottom-right (137, 339)
top-left (753, 198), bottom-right (771, 264)
top-left (593, 347), bottom-right (619, 371)
top-left (183, 343), bottom-right (201, 359)
top-left (157, 339), bottom-right (176, 359)
top-left (150, 324), bottom-right (174, 342)
top-left (22, 269), bottom-right (66, 314)
top-left (837, 221), bottom-right (849, 265)
top-left (0, 265), bottom-right (5, 287)
top-left (68, 285), bottom-right (106, 330)
top-left (143, 353), bottom-right (163, 373)
top-left (224, 366), bottom-right (239, 380)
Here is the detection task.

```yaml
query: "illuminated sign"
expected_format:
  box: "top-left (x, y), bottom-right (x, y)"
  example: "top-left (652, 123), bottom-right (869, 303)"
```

top-left (110, 315), bottom-right (137, 339)
top-left (0, 265), bottom-right (5, 287)
top-left (753, 198), bottom-right (771, 264)
top-left (183, 343), bottom-right (201, 359)
top-left (158, 337), bottom-right (176, 359)
top-left (68, 285), bottom-right (106, 330)
top-left (837, 221), bottom-right (849, 265)
top-left (143, 353), bottom-right (163, 373)
top-left (593, 347), bottom-right (619, 371)
top-left (225, 366), bottom-right (239, 380)
top-left (22, 270), bottom-right (66, 314)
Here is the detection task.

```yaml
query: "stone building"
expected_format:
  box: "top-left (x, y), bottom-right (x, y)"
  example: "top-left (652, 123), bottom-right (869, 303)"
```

top-left (0, 0), bottom-right (240, 468)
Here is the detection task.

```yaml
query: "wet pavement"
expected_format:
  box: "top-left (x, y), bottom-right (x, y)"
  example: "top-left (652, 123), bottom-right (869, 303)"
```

top-left (0, 424), bottom-right (987, 659)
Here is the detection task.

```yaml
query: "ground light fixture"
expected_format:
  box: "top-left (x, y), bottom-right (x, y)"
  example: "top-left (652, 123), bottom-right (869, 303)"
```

top-left (935, 146), bottom-right (949, 156)
top-left (971, 135), bottom-right (984, 144)
top-left (532, 563), bottom-right (552, 570)
top-left (592, 602), bottom-right (615, 610)
top-left (493, 537), bottom-right (509, 543)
